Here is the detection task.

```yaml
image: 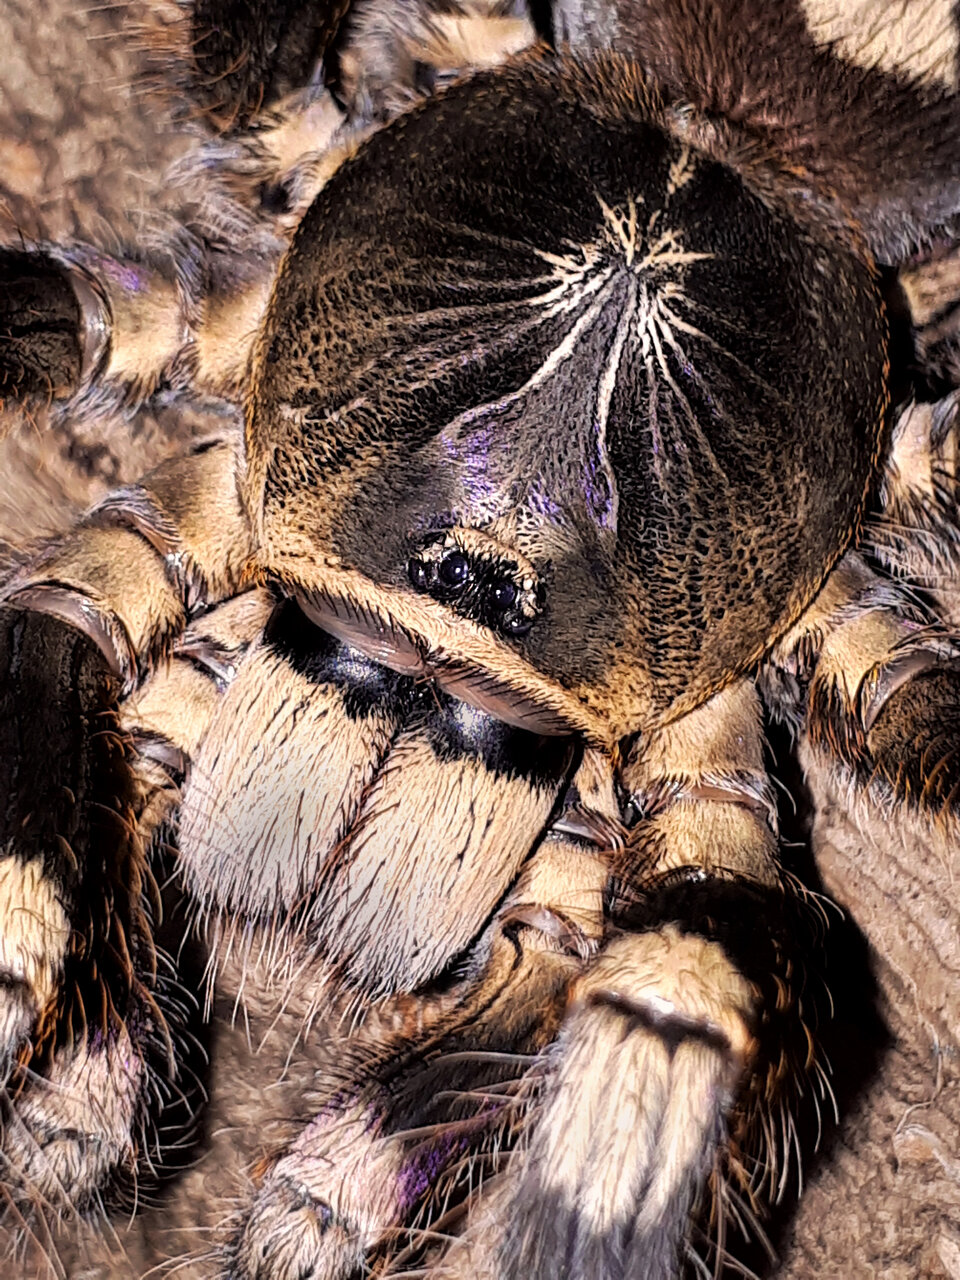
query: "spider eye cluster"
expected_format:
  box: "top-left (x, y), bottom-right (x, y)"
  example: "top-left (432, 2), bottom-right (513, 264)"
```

top-left (406, 533), bottom-right (542, 637)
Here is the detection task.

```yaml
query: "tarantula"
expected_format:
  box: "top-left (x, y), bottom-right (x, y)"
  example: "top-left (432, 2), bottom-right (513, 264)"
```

top-left (1, 0), bottom-right (959, 1275)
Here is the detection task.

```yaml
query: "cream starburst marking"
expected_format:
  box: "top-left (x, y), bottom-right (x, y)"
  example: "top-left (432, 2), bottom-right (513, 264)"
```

top-left (590, 153), bottom-right (744, 486)
top-left (527, 237), bottom-right (608, 312)
top-left (430, 156), bottom-right (738, 529)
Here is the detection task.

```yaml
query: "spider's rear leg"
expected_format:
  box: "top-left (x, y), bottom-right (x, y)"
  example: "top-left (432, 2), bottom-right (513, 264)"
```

top-left (154, 0), bottom-right (348, 133)
top-left (0, 442), bottom-right (252, 1236)
top-left (150, 0), bottom-right (537, 134)
top-left (438, 680), bottom-right (824, 1279)
top-left (335, 0), bottom-right (537, 122)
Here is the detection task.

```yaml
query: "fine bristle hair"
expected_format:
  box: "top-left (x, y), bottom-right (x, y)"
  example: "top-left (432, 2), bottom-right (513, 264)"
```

top-left (551, 0), bottom-right (960, 263)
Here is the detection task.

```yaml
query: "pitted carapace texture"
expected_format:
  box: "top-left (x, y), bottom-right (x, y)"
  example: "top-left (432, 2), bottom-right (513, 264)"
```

top-left (249, 58), bottom-right (889, 741)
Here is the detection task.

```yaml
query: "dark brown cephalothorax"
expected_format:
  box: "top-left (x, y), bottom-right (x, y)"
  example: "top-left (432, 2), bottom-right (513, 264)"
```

top-left (248, 56), bottom-right (889, 743)
top-left (1, 2), bottom-right (960, 1278)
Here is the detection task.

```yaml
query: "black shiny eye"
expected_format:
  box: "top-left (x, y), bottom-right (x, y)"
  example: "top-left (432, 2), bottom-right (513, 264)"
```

top-left (491, 579), bottom-right (517, 609)
top-left (407, 558), bottom-right (432, 590)
top-left (438, 551), bottom-right (470, 589)
top-left (501, 612), bottom-right (532, 636)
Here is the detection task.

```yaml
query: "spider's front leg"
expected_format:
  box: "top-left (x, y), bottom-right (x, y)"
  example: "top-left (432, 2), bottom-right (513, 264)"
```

top-left (0, 437), bottom-right (252, 1242)
top-left (435, 680), bottom-right (824, 1279)
top-left (224, 816), bottom-right (612, 1280)
top-left (176, 585), bottom-right (584, 1005)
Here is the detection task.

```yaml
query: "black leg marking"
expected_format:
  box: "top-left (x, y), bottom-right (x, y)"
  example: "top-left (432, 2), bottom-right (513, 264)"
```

top-left (0, 250), bottom-right (82, 400)
top-left (0, 604), bottom-right (147, 1060)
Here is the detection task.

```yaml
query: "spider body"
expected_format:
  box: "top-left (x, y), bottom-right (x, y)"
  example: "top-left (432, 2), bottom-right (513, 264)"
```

top-left (0, 1), bottom-right (959, 1277)
top-left (249, 55), bottom-right (889, 737)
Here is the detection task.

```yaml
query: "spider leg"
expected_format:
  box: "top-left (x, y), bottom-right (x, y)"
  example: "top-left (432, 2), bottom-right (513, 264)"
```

top-left (147, 0), bottom-right (536, 134)
top-left (430, 680), bottom-right (823, 1279)
top-left (759, 392), bottom-right (960, 880)
top-left (0, 603), bottom-right (194, 1256)
top-left (0, 443), bottom-right (253, 1246)
top-left (866, 393), bottom-right (960, 623)
top-left (0, 234), bottom-right (283, 411)
top-left (2, 435), bottom-right (251, 676)
top-left (177, 595), bottom-right (578, 1001)
top-left (143, 0), bottom-right (350, 134)
top-left (172, 0), bottom-right (538, 234)
top-left (221, 762), bottom-right (614, 1280)
top-left (336, 0), bottom-right (537, 121)
top-left (0, 0), bottom-right (538, 421)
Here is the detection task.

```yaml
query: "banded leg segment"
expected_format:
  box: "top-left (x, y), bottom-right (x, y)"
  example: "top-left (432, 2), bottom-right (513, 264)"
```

top-left (0, 606), bottom-right (140, 1070)
top-left (618, 680), bottom-right (829, 1193)
top-left (1, 435), bottom-right (252, 685)
top-left (0, 588), bottom-right (267, 1244)
top-left (767, 549), bottom-right (960, 820)
top-left (224, 819), bottom-right (612, 1280)
top-left (0, 450), bottom-right (255, 1234)
top-left (0, 436), bottom-right (254, 997)
top-left (437, 681), bottom-right (822, 1280)
top-left (0, 602), bottom-right (191, 1244)
top-left (620, 678), bottom-right (780, 885)
top-left (0, 0), bottom-right (539, 420)
top-left (759, 393), bottom-right (960, 823)
top-left (0, 238), bottom-right (283, 413)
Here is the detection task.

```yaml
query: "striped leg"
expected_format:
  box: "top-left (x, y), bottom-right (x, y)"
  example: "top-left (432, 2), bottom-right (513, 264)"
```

top-left (0, 442), bottom-right (252, 1247)
top-left (0, 236), bottom-right (283, 413)
top-left (436, 681), bottom-right (825, 1279)
top-left (767, 545), bottom-right (960, 834)
top-left (223, 758), bottom-right (615, 1280)
top-left (0, 0), bottom-right (538, 426)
